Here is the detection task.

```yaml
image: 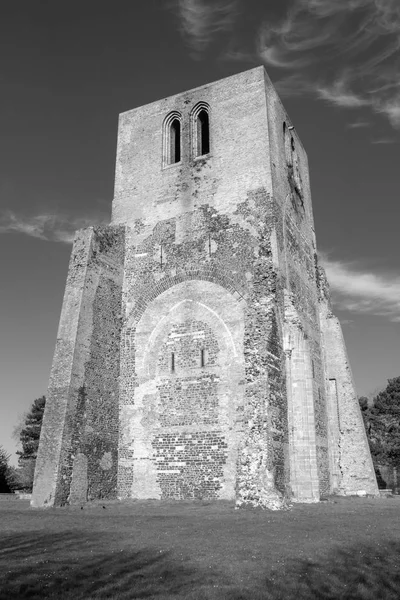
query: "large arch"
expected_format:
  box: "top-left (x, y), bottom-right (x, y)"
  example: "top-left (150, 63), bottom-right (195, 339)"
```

top-left (126, 271), bottom-right (247, 328)
top-left (118, 280), bottom-right (245, 501)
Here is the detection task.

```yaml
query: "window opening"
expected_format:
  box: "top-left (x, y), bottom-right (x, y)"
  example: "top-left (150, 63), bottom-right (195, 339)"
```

top-left (169, 119), bottom-right (181, 164)
top-left (200, 348), bottom-right (205, 368)
top-left (196, 109), bottom-right (210, 156)
top-left (171, 352), bottom-right (175, 373)
top-left (208, 234), bottom-right (212, 256)
top-left (283, 122), bottom-right (292, 168)
top-left (160, 245), bottom-right (163, 267)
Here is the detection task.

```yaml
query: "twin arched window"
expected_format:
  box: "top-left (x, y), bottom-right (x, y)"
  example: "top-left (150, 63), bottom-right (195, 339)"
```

top-left (163, 104), bottom-right (210, 167)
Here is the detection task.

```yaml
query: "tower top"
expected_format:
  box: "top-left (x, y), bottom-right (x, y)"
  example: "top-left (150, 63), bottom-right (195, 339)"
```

top-left (111, 66), bottom-right (305, 228)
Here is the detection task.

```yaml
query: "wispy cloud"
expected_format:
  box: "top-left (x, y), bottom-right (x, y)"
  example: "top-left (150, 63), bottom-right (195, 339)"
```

top-left (176, 0), bottom-right (239, 53)
top-left (316, 76), bottom-right (369, 108)
top-left (374, 95), bottom-right (400, 128)
top-left (256, 0), bottom-right (400, 129)
top-left (321, 255), bottom-right (400, 322)
top-left (0, 211), bottom-right (109, 244)
top-left (371, 137), bottom-right (398, 144)
top-left (172, 0), bottom-right (400, 129)
top-left (347, 121), bottom-right (370, 128)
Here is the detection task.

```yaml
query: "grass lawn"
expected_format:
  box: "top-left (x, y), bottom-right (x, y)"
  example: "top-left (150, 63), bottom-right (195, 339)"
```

top-left (0, 496), bottom-right (399, 599)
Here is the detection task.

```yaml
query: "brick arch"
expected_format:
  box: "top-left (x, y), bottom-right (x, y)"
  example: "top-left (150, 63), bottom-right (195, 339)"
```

top-left (127, 271), bottom-right (247, 327)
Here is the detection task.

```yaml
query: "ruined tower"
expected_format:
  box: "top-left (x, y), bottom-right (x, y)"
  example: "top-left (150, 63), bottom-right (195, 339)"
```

top-left (32, 67), bottom-right (378, 508)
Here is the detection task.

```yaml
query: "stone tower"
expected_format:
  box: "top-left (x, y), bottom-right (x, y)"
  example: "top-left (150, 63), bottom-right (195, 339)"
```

top-left (32, 66), bottom-right (378, 509)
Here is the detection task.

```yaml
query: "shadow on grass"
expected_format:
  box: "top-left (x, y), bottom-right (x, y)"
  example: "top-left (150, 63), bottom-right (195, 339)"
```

top-left (0, 530), bottom-right (220, 600)
top-left (258, 541), bottom-right (400, 600)
top-left (1, 532), bottom-right (400, 599)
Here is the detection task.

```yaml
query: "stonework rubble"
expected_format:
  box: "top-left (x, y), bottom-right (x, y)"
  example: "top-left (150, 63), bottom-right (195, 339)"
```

top-left (32, 66), bottom-right (378, 509)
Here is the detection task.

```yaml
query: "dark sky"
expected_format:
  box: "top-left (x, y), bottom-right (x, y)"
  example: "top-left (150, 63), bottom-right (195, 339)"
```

top-left (1, 0), bottom-right (399, 461)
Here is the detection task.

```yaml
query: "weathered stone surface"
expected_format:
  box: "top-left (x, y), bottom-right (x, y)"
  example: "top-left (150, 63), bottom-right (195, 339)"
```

top-left (32, 66), bottom-right (378, 509)
top-left (32, 226), bottom-right (125, 507)
top-left (318, 269), bottom-right (377, 496)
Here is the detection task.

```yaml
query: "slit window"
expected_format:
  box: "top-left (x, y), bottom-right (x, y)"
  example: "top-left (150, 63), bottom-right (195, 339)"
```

top-left (200, 348), bottom-right (205, 367)
top-left (171, 352), bottom-right (175, 373)
top-left (169, 119), bottom-right (181, 164)
top-left (283, 121), bottom-right (292, 167)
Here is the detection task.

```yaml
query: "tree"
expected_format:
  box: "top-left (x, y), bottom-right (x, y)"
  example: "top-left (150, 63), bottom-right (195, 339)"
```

top-left (360, 376), bottom-right (400, 469)
top-left (0, 446), bottom-right (13, 493)
top-left (17, 396), bottom-right (46, 462)
top-left (14, 396), bottom-right (46, 491)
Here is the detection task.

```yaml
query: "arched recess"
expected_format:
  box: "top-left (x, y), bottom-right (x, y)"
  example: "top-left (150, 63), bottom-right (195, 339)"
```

top-left (118, 280), bottom-right (245, 502)
top-left (163, 111), bottom-right (182, 166)
top-left (191, 102), bottom-right (211, 158)
top-left (126, 270), bottom-right (247, 327)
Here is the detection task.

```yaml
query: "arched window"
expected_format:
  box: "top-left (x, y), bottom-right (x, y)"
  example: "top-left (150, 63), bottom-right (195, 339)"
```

top-left (169, 119), bottom-right (181, 164)
top-left (196, 110), bottom-right (210, 156)
top-left (192, 103), bottom-right (210, 158)
top-left (163, 112), bottom-right (182, 167)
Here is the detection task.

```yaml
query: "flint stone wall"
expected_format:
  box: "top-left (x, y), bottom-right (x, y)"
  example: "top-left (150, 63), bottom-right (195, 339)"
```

top-left (32, 226), bottom-right (125, 507)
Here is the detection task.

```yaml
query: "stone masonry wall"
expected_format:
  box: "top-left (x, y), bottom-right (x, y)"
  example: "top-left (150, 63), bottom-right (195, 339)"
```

top-left (112, 67), bottom-right (293, 507)
top-left (32, 229), bottom-right (94, 507)
top-left (34, 66), bottom-right (375, 509)
top-left (317, 267), bottom-right (378, 495)
top-left (119, 279), bottom-right (246, 500)
top-left (112, 67), bottom-right (272, 229)
top-left (264, 71), bottom-right (330, 499)
top-left (32, 226), bottom-right (125, 507)
top-left (117, 183), bottom-right (289, 507)
top-left (113, 67), bottom-right (338, 507)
